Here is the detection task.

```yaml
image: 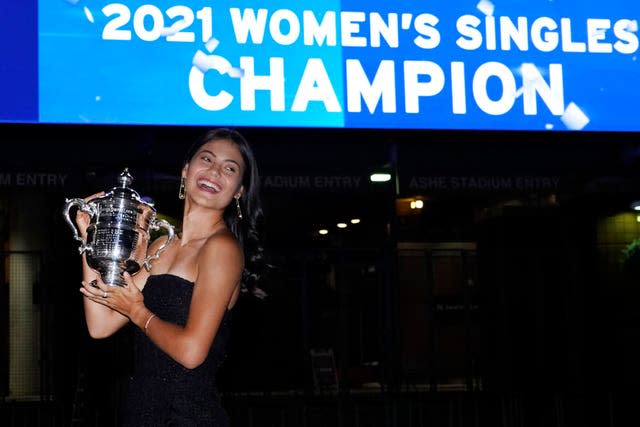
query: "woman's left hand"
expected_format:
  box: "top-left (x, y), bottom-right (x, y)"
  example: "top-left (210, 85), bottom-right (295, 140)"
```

top-left (80, 272), bottom-right (144, 319)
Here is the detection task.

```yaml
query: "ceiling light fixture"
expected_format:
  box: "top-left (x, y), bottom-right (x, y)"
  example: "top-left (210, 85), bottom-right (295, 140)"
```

top-left (370, 173), bottom-right (391, 182)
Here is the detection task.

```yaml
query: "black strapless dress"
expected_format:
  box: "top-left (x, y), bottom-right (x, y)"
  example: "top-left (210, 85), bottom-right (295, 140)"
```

top-left (123, 274), bottom-right (232, 427)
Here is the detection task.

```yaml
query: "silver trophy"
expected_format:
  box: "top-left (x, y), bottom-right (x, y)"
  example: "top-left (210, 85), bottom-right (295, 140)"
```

top-left (62, 168), bottom-right (175, 286)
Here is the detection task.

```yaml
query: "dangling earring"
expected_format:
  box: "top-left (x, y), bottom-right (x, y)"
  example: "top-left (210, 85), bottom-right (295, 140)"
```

top-left (178, 177), bottom-right (186, 200)
top-left (235, 196), bottom-right (243, 219)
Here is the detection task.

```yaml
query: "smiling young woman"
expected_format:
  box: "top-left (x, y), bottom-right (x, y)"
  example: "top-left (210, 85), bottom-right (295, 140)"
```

top-left (76, 127), bottom-right (268, 426)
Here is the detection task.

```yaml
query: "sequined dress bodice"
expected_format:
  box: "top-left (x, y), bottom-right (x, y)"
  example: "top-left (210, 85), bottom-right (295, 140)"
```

top-left (123, 274), bottom-right (231, 426)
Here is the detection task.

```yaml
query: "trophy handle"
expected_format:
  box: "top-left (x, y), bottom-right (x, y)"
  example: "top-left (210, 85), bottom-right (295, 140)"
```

top-left (62, 198), bottom-right (96, 254)
top-left (143, 218), bottom-right (176, 271)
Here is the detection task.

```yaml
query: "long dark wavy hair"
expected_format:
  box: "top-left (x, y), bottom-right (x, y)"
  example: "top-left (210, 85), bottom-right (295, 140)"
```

top-left (183, 128), bottom-right (266, 296)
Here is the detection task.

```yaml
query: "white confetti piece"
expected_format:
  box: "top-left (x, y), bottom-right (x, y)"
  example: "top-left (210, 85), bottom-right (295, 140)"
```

top-left (192, 49), bottom-right (243, 77)
top-left (513, 87), bottom-right (524, 99)
top-left (520, 63), bottom-right (544, 83)
top-left (161, 21), bottom-right (185, 37)
top-left (477, 0), bottom-right (494, 16)
top-left (84, 6), bottom-right (94, 23)
top-left (227, 67), bottom-right (244, 78)
top-left (192, 50), bottom-right (213, 73)
top-left (561, 102), bottom-right (590, 130)
top-left (205, 37), bottom-right (220, 53)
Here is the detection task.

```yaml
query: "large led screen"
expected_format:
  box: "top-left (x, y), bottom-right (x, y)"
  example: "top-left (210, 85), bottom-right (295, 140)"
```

top-left (1, 0), bottom-right (638, 131)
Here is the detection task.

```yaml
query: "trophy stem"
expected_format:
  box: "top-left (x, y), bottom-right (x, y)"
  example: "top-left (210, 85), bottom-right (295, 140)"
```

top-left (102, 267), bottom-right (126, 287)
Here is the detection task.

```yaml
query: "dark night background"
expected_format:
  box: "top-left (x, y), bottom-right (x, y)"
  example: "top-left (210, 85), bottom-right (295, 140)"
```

top-left (2, 123), bottom-right (640, 426)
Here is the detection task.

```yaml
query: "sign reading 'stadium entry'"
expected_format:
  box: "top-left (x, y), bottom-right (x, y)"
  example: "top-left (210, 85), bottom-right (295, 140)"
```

top-left (2, 1), bottom-right (638, 132)
top-left (0, 173), bottom-right (68, 188)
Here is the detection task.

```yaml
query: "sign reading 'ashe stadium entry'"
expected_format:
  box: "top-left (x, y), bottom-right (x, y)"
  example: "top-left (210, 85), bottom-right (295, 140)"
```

top-left (2, 1), bottom-right (639, 131)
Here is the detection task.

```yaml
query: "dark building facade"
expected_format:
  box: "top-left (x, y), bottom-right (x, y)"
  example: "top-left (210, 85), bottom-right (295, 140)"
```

top-left (1, 124), bottom-right (640, 426)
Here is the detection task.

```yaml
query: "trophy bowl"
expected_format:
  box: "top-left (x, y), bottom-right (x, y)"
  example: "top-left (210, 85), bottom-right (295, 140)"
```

top-left (62, 168), bottom-right (175, 287)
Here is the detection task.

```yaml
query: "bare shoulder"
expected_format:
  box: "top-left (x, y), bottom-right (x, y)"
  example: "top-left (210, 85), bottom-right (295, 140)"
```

top-left (195, 230), bottom-right (244, 292)
top-left (200, 229), bottom-right (242, 262)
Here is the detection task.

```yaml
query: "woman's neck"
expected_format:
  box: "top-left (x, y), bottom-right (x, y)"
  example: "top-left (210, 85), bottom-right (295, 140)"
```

top-left (179, 207), bottom-right (225, 244)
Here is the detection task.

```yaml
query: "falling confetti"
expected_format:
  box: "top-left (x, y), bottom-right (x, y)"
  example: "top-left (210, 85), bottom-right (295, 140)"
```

top-left (205, 37), bottom-right (220, 53)
top-left (192, 50), bottom-right (214, 73)
top-left (84, 6), bottom-right (94, 23)
top-left (161, 21), bottom-right (185, 37)
top-left (476, 0), bottom-right (495, 16)
top-left (520, 63), bottom-right (544, 84)
top-left (227, 67), bottom-right (244, 78)
top-left (561, 102), bottom-right (590, 130)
